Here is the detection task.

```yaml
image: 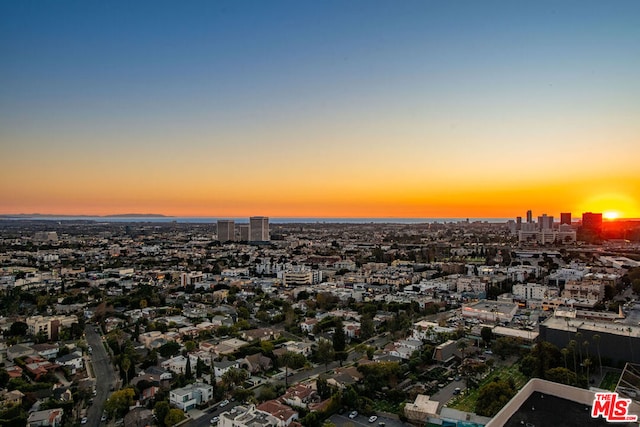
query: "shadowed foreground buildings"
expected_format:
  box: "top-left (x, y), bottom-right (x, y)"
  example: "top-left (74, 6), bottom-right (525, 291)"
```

top-left (539, 316), bottom-right (640, 365)
top-left (486, 379), bottom-right (639, 427)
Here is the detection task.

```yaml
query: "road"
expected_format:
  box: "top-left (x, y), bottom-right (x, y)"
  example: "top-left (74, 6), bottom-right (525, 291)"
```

top-left (329, 413), bottom-right (404, 427)
top-left (85, 324), bottom-right (117, 426)
top-left (185, 401), bottom-right (241, 427)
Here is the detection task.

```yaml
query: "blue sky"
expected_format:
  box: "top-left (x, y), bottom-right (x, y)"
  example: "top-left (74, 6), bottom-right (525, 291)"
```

top-left (1, 1), bottom-right (639, 217)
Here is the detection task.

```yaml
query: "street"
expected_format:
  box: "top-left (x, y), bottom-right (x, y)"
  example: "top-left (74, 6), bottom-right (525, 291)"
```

top-left (85, 323), bottom-right (117, 426)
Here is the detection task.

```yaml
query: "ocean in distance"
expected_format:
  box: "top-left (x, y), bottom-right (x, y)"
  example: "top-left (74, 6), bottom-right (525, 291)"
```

top-left (2, 216), bottom-right (512, 224)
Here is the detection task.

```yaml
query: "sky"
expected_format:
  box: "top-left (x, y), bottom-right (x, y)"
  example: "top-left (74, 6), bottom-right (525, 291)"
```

top-left (1, 0), bottom-right (639, 219)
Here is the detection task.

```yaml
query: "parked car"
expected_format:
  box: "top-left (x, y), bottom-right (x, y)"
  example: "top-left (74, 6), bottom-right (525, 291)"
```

top-left (349, 411), bottom-right (358, 419)
top-left (211, 416), bottom-right (220, 424)
top-left (369, 416), bottom-right (378, 423)
top-left (220, 399), bottom-right (230, 407)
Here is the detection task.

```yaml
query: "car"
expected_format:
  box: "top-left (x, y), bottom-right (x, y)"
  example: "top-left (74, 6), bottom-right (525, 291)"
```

top-left (453, 387), bottom-right (461, 395)
top-left (369, 416), bottom-right (378, 423)
top-left (211, 416), bottom-right (220, 424)
top-left (219, 399), bottom-right (229, 407)
top-left (349, 411), bottom-right (358, 419)
top-left (81, 417), bottom-right (88, 424)
top-left (101, 415), bottom-right (108, 422)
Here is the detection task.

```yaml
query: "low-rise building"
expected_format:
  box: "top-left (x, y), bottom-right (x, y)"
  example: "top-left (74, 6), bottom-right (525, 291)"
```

top-left (169, 382), bottom-right (213, 411)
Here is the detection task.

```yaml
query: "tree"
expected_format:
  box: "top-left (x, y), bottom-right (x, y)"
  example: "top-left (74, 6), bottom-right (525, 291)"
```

top-left (316, 339), bottom-right (334, 370)
top-left (481, 327), bottom-right (493, 347)
top-left (475, 379), bottom-right (516, 417)
top-left (221, 368), bottom-right (248, 390)
top-left (105, 388), bottom-right (135, 419)
top-left (165, 408), bottom-right (186, 426)
top-left (8, 321), bottom-right (28, 337)
top-left (545, 367), bottom-right (578, 386)
top-left (360, 314), bottom-right (375, 340)
top-left (185, 356), bottom-right (192, 380)
top-left (333, 319), bottom-right (346, 352)
top-left (158, 341), bottom-right (181, 358)
top-left (154, 401), bottom-right (170, 427)
top-left (593, 334), bottom-right (602, 377)
top-left (457, 340), bottom-right (468, 360)
top-left (121, 357), bottom-right (131, 385)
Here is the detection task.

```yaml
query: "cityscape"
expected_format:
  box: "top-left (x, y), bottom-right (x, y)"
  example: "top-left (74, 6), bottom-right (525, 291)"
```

top-left (1, 212), bottom-right (640, 427)
top-left (2, 1), bottom-right (640, 427)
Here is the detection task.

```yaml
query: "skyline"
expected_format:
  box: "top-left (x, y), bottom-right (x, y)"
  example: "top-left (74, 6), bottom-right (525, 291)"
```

top-left (1, 1), bottom-right (639, 219)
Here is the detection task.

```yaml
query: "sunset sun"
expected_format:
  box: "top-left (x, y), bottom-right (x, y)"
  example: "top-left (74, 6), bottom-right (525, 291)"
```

top-left (603, 211), bottom-right (620, 220)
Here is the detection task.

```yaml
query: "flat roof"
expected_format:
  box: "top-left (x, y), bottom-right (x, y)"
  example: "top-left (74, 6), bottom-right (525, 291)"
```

top-left (542, 316), bottom-right (640, 338)
top-left (503, 392), bottom-right (636, 427)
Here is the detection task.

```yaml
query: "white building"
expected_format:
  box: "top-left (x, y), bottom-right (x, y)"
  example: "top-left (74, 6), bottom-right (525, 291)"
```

top-left (26, 315), bottom-right (78, 340)
top-left (169, 382), bottom-right (213, 411)
top-left (512, 283), bottom-right (553, 301)
top-left (219, 405), bottom-right (281, 427)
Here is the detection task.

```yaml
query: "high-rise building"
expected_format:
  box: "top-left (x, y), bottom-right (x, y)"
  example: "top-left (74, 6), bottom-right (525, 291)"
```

top-left (516, 216), bottom-right (522, 231)
top-left (239, 225), bottom-right (250, 241)
top-left (538, 214), bottom-right (554, 230)
top-left (217, 220), bottom-right (236, 242)
top-left (526, 210), bottom-right (533, 223)
top-left (560, 212), bottom-right (572, 225)
top-left (249, 216), bottom-right (269, 242)
top-left (582, 212), bottom-right (603, 232)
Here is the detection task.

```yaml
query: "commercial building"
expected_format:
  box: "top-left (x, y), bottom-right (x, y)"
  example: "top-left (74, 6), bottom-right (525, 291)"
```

top-left (486, 378), bottom-right (638, 427)
top-left (539, 316), bottom-right (640, 365)
top-left (217, 220), bottom-right (236, 242)
top-left (462, 301), bottom-right (518, 324)
top-left (250, 216), bottom-right (270, 242)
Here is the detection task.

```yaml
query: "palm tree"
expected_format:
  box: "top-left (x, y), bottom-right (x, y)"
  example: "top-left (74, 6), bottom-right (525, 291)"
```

top-left (121, 357), bottom-right (131, 385)
top-left (575, 332), bottom-right (583, 368)
top-left (569, 340), bottom-right (577, 376)
top-left (593, 334), bottom-right (602, 377)
top-left (561, 348), bottom-right (569, 370)
top-left (457, 340), bottom-right (468, 361)
top-left (584, 358), bottom-right (592, 382)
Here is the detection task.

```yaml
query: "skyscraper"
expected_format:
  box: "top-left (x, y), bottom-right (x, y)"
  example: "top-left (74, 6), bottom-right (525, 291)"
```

top-left (560, 212), bottom-right (571, 225)
top-left (217, 220), bottom-right (235, 242)
top-left (249, 216), bottom-right (269, 242)
top-left (538, 214), bottom-right (554, 230)
top-left (526, 210), bottom-right (533, 223)
top-left (582, 212), bottom-right (603, 232)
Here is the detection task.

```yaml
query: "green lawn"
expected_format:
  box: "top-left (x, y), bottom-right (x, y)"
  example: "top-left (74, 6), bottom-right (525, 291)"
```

top-left (449, 364), bottom-right (528, 413)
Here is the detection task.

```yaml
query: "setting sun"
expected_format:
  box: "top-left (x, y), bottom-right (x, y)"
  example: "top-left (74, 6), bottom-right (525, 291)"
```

top-left (603, 211), bottom-right (620, 220)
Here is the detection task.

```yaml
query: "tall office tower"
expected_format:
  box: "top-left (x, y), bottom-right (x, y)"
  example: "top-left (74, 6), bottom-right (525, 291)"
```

top-left (538, 214), bottom-right (554, 230)
top-left (239, 225), bottom-right (250, 241)
top-left (560, 212), bottom-right (572, 225)
top-left (217, 220), bottom-right (235, 242)
top-left (526, 210), bottom-right (533, 223)
top-left (249, 216), bottom-right (270, 242)
top-left (582, 212), bottom-right (603, 232)
top-left (516, 216), bottom-right (522, 231)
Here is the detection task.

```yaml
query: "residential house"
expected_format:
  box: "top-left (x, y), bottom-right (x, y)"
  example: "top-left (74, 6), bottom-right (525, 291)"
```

top-left (214, 358), bottom-right (241, 380)
top-left (169, 382), bottom-right (213, 411)
top-left (257, 400), bottom-right (299, 427)
top-left (55, 351), bottom-right (84, 375)
top-left (280, 383), bottom-right (318, 409)
top-left (242, 353), bottom-right (273, 374)
top-left (27, 408), bottom-right (64, 427)
top-left (219, 404), bottom-right (281, 427)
